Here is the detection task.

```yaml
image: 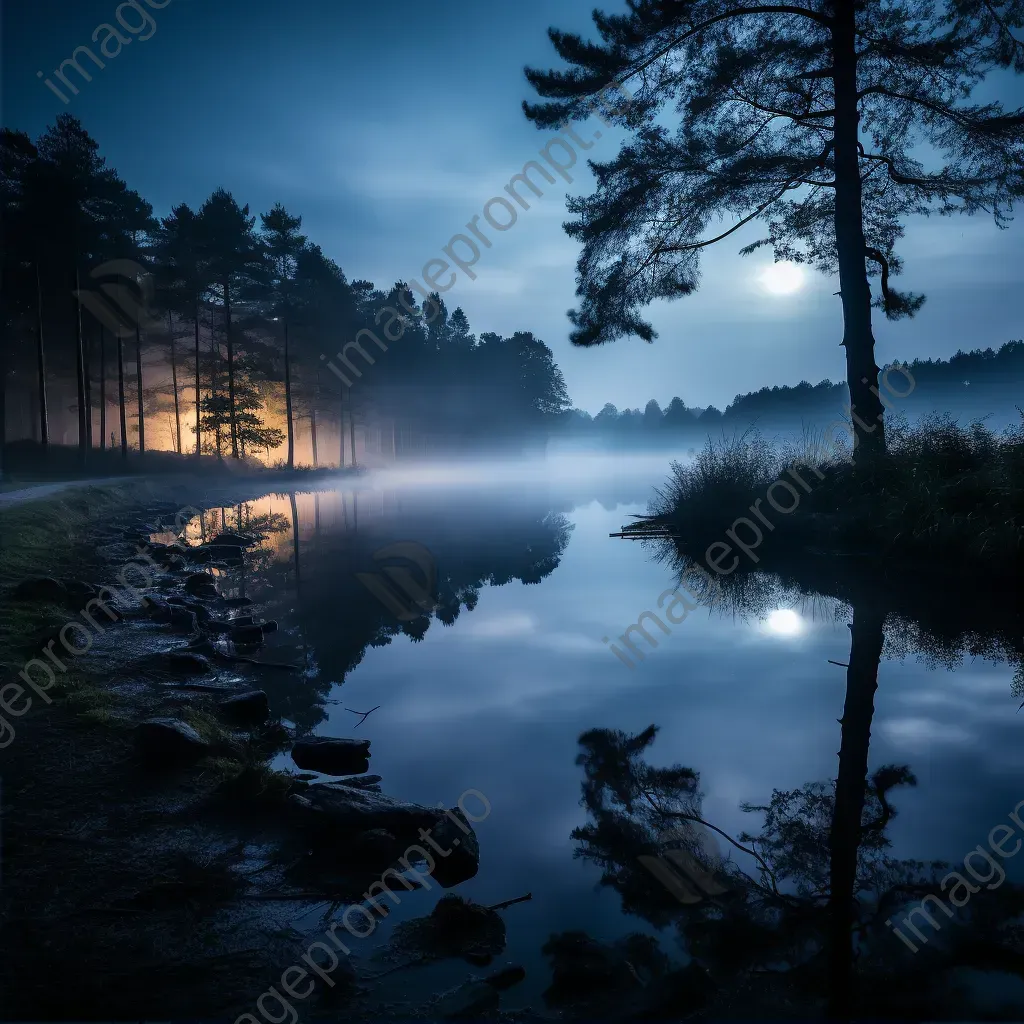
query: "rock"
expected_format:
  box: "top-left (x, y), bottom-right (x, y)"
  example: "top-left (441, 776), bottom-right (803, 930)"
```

top-left (212, 532), bottom-right (259, 547)
top-left (202, 619), bottom-right (233, 636)
top-left (152, 651), bottom-right (212, 676)
top-left (484, 965), bottom-right (526, 991)
top-left (333, 774), bottom-right (383, 789)
top-left (541, 932), bottom-right (675, 1015)
top-left (292, 737), bottom-right (371, 776)
top-left (135, 717), bottom-right (209, 763)
top-left (169, 599), bottom-right (211, 624)
top-left (62, 580), bottom-right (100, 608)
top-left (145, 597), bottom-right (173, 623)
top-left (228, 614), bottom-right (255, 626)
top-left (169, 609), bottom-right (198, 634)
top-left (196, 544), bottom-right (244, 563)
top-left (433, 980), bottom-right (499, 1020)
top-left (288, 782), bottom-right (443, 835)
top-left (350, 828), bottom-right (401, 862)
top-left (230, 624), bottom-right (264, 645)
top-left (185, 572), bottom-right (217, 596)
top-left (14, 577), bottom-right (67, 603)
top-left (260, 619), bottom-right (279, 634)
top-left (216, 689), bottom-right (270, 725)
top-left (222, 597), bottom-right (253, 608)
top-left (430, 807), bottom-right (480, 888)
top-left (390, 895), bottom-right (506, 967)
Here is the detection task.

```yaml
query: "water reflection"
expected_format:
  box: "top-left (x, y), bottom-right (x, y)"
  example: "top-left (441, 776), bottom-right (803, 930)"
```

top-left (184, 468), bottom-right (1024, 1019)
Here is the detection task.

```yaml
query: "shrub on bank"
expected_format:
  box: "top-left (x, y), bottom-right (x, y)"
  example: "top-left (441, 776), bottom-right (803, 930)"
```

top-left (644, 414), bottom-right (1024, 574)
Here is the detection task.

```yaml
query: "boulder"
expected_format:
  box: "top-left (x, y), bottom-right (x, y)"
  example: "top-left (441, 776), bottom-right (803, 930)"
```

top-left (230, 624), bottom-right (264, 645)
top-left (222, 597), bottom-right (253, 608)
top-left (14, 577), bottom-right (67, 603)
top-left (195, 544), bottom-right (244, 563)
top-left (135, 717), bottom-right (209, 763)
top-left (154, 651), bottom-right (212, 676)
top-left (349, 828), bottom-right (401, 863)
top-left (212, 532), bottom-right (259, 548)
top-left (260, 619), bottom-right (279, 634)
top-left (484, 965), bottom-right (526, 991)
top-left (202, 619), bottom-right (233, 636)
top-left (429, 806), bottom-right (480, 888)
top-left (333, 774), bottom-right (383, 789)
top-left (228, 615), bottom-right (255, 627)
top-left (433, 980), bottom-right (500, 1020)
top-left (216, 689), bottom-right (270, 725)
top-left (62, 580), bottom-right (100, 609)
top-left (169, 597), bottom-right (211, 621)
top-left (288, 781), bottom-right (442, 835)
top-left (292, 737), bottom-right (371, 776)
top-left (185, 572), bottom-right (218, 597)
top-left (169, 608), bottom-right (198, 634)
top-left (145, 596), bottom-right (173, 623)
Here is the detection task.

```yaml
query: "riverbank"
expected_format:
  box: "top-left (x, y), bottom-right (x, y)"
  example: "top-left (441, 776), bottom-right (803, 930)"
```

top-left (0, 439), bottom-right (363, 491)
top-left (629, 415), bottom-right (1024, 580)
top-left (0, 480), bottom-right (512, 1021)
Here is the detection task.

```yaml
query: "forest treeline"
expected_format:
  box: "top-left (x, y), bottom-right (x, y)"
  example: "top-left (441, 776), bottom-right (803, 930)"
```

top-left (1, 115), bottom-right (571, 469)
top-left (3, 115), bottom-right (1014, 470)
top-left (560, 340), bottom-right (1024, 447)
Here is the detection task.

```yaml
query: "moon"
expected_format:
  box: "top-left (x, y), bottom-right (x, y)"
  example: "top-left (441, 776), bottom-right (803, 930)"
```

top-left (759, 261), bottom-right (805, 295)
top-left (764, 609), bottom-right (804, 637)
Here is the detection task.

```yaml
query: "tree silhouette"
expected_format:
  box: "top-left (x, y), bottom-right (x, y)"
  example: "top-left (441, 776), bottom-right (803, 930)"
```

top-left (524, 0), bottom-right (1024, 459)
top-left (156, 204), bottom-right (210, 456)
top-left (259, 203), bottom-right (307, 469)
top-left (196, 189), bottom-right (262, 459)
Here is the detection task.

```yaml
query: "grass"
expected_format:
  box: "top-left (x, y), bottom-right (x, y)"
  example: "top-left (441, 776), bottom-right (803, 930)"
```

top-left (642, 414), bottom-right (1024, 576)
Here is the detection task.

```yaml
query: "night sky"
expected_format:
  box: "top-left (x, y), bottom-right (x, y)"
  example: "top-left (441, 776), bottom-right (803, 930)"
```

top-left (4, 0), bottom-right (1023, 412)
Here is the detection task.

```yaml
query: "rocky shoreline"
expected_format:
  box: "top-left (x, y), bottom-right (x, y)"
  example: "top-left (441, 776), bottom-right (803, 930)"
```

top-left (0, 487), bottom-right (534, 1022)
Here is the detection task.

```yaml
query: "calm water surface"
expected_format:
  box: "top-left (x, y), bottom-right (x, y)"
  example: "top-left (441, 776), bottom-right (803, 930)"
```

top-left (193, 453), bottom-right (1024, 1011)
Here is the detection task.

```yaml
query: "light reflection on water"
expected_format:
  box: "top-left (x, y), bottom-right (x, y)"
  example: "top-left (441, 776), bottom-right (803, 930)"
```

top-left (190, 454), bottom-right (1024, 1012)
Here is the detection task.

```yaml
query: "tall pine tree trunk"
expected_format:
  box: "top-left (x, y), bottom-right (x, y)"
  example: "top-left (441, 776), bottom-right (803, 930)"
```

top-left (225, 276), bottom-right (239, 459)
top-left (168, 310), bottom-right (182, 454)
top-left (117, 331), bottom-right (128, 458)
top-left (828, 603), bottom-right (885, 1018)
top-left (832, 0), bottom-right (886, 461)
top-left (35, 264), bottom-right (49, 450)
top-left (135, 321), bottom-right (145, 453)
top-left (83, 329), bottom-right (93, 449)
top-left (99, 324), bottom-right (106, 451)
top-left (348, 387), bottom-right (356, 468)
top-left (310, 406), bottom-right (319, 468)
top-left (342, 391), bottom-right (350, 471)
top-left (74, 267), bottom-right (88, 463)
top-left (284, 320), bottom-right (295, 469)
top-left (0, 321), bottom-right (6, 480)
top-left (194, 302), bottom-right (202, 456)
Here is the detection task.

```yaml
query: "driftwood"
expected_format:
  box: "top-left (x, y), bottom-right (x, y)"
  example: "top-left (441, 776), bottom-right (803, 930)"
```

top-left (487, 892), bottom-right (532, 911)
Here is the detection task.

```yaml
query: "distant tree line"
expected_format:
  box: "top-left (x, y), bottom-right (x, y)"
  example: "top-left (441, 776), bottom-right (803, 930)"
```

top-left (0, 115), bottom-right (572, 474)
top-left (562, 341), bottom-right (1024, 445)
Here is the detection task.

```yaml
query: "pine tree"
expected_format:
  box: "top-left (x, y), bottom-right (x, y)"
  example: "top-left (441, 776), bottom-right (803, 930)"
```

top-left (156, 204), bottom-right (210, 456)
top-left (259, 203), bottom-right (307, 469)
top-left (524, 0), bottom-right (1024, 458)
top-left (197, 189), bottom-right (263, 459)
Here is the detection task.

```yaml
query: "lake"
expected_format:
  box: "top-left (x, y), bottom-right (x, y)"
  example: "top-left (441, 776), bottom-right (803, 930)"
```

top-left (190, 452), bottom-right (1024, 1017)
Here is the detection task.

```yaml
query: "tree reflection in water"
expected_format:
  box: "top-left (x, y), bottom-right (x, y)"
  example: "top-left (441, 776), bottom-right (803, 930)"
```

top-left (560, 537), bottom-right (1024, 1019)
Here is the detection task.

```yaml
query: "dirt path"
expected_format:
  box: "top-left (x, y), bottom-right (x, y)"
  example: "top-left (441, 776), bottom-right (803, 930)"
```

top-left (0, 476), bottom-right (138, 506)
